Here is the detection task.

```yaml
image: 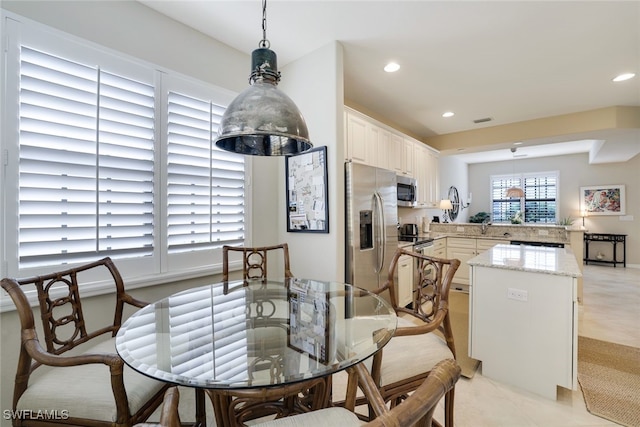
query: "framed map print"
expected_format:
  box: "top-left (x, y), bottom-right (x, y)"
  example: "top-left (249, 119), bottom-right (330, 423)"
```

top-left (285, 146), bottom-right (329, 233)
top-left (580, 185), bottom-right (626, 215)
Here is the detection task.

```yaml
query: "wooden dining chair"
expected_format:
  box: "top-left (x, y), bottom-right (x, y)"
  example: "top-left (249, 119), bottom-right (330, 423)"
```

top-left (1, 257), bottom-right (169, 427)
top-left (251, 359), bottom-right (461, 427)
top-left (222, 243), bottom-right (293, 282)
top-left (333, 247), bottom-right (461, 427)
top-left (372, 248), bottom-right (460, 427)
top-left (134, 387), bottom-right (182, 427)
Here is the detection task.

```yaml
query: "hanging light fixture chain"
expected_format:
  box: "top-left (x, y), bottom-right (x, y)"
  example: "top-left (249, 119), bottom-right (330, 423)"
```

top-left (260, 0), bottom-right (270, 48)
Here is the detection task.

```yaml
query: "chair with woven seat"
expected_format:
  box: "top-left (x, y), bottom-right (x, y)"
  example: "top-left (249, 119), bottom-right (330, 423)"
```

top-left (222, 243), bottom-right (293, 282)
top-left (1, 257), bottom-right (169, 427)
top-left (251, 359), bottom-right (461, 427)
top-left (333, 247), bottom-right (460, 427)
top-left (371, 247), bottom-right (460, 427)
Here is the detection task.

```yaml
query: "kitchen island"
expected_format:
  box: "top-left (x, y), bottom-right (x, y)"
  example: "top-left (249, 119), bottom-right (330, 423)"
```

top-left (468, 244), bottom-right (581, 399)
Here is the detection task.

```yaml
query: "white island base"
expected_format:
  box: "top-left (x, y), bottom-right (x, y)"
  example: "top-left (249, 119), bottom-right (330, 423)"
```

top-left (468, 244), bottom-right (581, 400)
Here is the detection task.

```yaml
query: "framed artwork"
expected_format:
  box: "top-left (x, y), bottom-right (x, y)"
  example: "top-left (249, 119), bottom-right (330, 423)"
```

top-left (580, 185), bottom-right (626, 215)
top-left (285, 146), bottom-right (329, 233)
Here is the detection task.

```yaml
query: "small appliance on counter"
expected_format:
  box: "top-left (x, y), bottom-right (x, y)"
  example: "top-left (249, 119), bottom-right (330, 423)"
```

top-left (399, 223), bottom-right (418, 239)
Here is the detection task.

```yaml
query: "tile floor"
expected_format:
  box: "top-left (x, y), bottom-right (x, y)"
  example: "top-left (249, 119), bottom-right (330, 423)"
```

top-left (169, 264), bottom-right (640, 426)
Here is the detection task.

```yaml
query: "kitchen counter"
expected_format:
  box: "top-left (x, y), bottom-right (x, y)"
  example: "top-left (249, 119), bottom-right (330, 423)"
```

top-left (469, 243), bottom-right (579, 400)
top-left (468, 244), bottom-right (581, 278)
top-left (428, 222), bottom-right (581, 245)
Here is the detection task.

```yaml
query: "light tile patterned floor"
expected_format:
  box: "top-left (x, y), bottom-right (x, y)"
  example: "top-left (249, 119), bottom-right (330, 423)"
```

top-left (167, 264), bottom-right (640, 426)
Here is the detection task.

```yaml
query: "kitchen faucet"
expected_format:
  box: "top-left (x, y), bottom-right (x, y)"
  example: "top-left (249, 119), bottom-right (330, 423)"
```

top-left (481, 217), bottom-right (491, 235)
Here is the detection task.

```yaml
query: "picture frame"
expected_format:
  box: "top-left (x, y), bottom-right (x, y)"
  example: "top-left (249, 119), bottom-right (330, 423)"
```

top-left (580, 184), bottom-right (626, 216)
top-left (285, 146), bottom-right (329, 233)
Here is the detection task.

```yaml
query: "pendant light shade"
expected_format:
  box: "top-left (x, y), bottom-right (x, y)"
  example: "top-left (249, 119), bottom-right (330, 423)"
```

top-left (214, 2), bottom-right (312, 156)
top-left (505, 186), bottom-right (525, 198)
top-left (506, 147), bottom-right (524, 198)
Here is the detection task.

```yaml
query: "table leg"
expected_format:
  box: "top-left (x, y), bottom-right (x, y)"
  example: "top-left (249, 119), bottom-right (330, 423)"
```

top-left (194, 389), bottom-right (206, 427)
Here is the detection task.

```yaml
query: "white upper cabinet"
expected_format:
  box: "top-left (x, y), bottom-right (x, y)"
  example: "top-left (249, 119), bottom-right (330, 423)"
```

top-left (344, 107), bottom-right (439, 205)
top-left (389, 132), bottom-right (404, 175)
top-left (412, 140), bottom-right (439, 208)
top-left (345, 109), bottom-right (370, 164)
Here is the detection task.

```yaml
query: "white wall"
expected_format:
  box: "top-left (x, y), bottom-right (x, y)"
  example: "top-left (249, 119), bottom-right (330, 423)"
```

top-left (278, 42), bottom-right (345, 282)
top-left (469, 152), bottom-right (640, 265)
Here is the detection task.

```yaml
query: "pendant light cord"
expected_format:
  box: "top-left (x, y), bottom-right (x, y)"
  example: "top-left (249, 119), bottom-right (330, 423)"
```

top-left (260, 0), bottom-right (270, 48)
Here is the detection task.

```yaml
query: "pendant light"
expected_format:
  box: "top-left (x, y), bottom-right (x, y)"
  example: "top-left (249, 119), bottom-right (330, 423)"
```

top-left (214, 0), bottom-right (313, 156)
top-left (505, 147), bottom-right (525, 198)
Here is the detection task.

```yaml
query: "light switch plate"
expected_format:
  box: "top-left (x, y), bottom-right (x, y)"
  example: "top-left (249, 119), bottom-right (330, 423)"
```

top-left (507, 288), bottom-right (528, 302)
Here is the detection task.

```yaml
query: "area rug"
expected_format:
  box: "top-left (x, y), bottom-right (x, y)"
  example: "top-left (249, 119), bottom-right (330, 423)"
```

top-left (448, 291), bottom-right (480, 378)
top-left (577, 336), bottom-right (640, 427)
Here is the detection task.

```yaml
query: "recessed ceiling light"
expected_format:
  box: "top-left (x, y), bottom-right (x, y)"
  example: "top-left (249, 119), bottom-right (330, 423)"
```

top-left (612, 73), bottom-right (636, 82)
top-left (384, 62), bottom-right (400, 73)
top-left (442, 111), bottom-right (455, 118)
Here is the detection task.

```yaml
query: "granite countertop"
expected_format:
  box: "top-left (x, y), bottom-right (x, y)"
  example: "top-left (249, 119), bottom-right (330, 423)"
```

top-left (467, 244), bottom-right (582, 277)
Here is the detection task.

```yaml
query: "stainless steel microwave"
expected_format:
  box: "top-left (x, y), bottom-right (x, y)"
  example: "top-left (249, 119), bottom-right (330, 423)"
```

top-left (397, 175), bottom-right (417, 207)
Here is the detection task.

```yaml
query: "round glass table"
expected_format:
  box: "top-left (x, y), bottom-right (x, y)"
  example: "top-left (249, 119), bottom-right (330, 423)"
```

top-left (116, 277), bottom-right (397, 426)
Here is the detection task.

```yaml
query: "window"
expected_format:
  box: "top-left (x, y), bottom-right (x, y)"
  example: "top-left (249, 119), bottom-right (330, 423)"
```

top-left (2, 14), bottom-right (248, 281)
top-left (491, 172), bottom-right (558, 224)
top-left (166, 92), bottom-right (245, 254)
top-left (18, 47), bottom-right (155, 269)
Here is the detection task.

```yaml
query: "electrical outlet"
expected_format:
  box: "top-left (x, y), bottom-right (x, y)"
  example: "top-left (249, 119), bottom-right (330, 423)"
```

top-left (507, 288), bottom-right (528, 302)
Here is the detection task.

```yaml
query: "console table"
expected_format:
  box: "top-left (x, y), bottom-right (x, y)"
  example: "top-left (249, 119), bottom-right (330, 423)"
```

top-left (584, 233), bottom-right (627, 267)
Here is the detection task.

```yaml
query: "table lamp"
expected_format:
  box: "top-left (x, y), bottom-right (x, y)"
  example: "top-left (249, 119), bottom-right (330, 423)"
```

top-left (440, 199), bottom-right (453, 223)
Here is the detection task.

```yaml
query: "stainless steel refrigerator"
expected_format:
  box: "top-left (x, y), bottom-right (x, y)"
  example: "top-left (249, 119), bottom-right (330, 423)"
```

top-left (345, 162), bottom-right (398, 293)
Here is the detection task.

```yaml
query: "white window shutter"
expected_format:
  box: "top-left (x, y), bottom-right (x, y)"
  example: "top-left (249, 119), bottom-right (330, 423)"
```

top-left (167, 91), bottom-right (245, 253)
top-left (18, 47), bottom-right (155, 268)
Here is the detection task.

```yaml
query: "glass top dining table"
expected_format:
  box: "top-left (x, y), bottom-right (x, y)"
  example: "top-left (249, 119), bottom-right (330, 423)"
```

top-left (115, 277), bottom-right (397, 391)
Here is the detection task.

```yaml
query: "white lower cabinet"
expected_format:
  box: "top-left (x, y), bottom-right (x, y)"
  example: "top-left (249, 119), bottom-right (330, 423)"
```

top-left (397, 254), bottom-right (413, 307)
top-left (447, 238), bottom-right (508, 285)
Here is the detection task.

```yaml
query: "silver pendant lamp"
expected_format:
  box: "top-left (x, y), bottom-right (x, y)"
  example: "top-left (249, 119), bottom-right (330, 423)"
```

top-left (214, 0), bottom-right (313, 156)
top-left (505, 147), bottom-right (525, 198)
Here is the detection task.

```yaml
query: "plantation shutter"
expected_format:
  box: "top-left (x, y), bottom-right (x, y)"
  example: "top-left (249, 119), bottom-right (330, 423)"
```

top-left (524, 174), bottom-right (557, 223)
top-left (490, 176), bottom-right (522, 222)
top-left (18, 47), bottom-right (155, 268)
top-left (166, 92), bottom-right (245, 253)
top-left (491, 172), bottom-right (558, 223)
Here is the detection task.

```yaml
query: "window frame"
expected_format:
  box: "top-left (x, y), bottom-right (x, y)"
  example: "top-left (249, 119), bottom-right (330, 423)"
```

top-left (490, 171), bottom-right (559, 224)
top-left (1, 12), bottom-right (252, 307)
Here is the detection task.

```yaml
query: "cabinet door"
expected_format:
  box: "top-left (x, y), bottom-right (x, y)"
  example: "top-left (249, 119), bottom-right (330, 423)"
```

top-left (373, 126), bottom-right (391, 170)
top-left (346, 111), bottom-right (370, 164)
top-left (389, 133), bottom-right (404, 174)
top-left (413, 143), bottom-right (429, 207)
top-left (426, 150), bottom-right (440, 206)
top-left (402, 137), bottom-right (414, 177)
top-left (447, 238), bottom-right (476, 285)
top-left (397, 254), bottom-right (413, 307)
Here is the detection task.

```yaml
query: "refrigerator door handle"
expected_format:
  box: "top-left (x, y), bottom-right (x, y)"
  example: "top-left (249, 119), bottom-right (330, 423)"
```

top-left (373, 192), bottom-right (385, 274)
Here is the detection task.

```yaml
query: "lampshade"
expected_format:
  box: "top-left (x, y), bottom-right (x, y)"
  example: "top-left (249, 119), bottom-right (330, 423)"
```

top-left (214, 3), bottom-right (313, 156)
top-left (505, 147), bottom-right (524, 198)
top-left (505, 186), bottom-right (525, 198)
top-left (439, 199), bottom-right (453, 210)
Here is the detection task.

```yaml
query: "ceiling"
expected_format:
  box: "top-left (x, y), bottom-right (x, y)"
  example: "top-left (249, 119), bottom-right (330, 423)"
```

top-left (139, 1), bottom-right (640, 164)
